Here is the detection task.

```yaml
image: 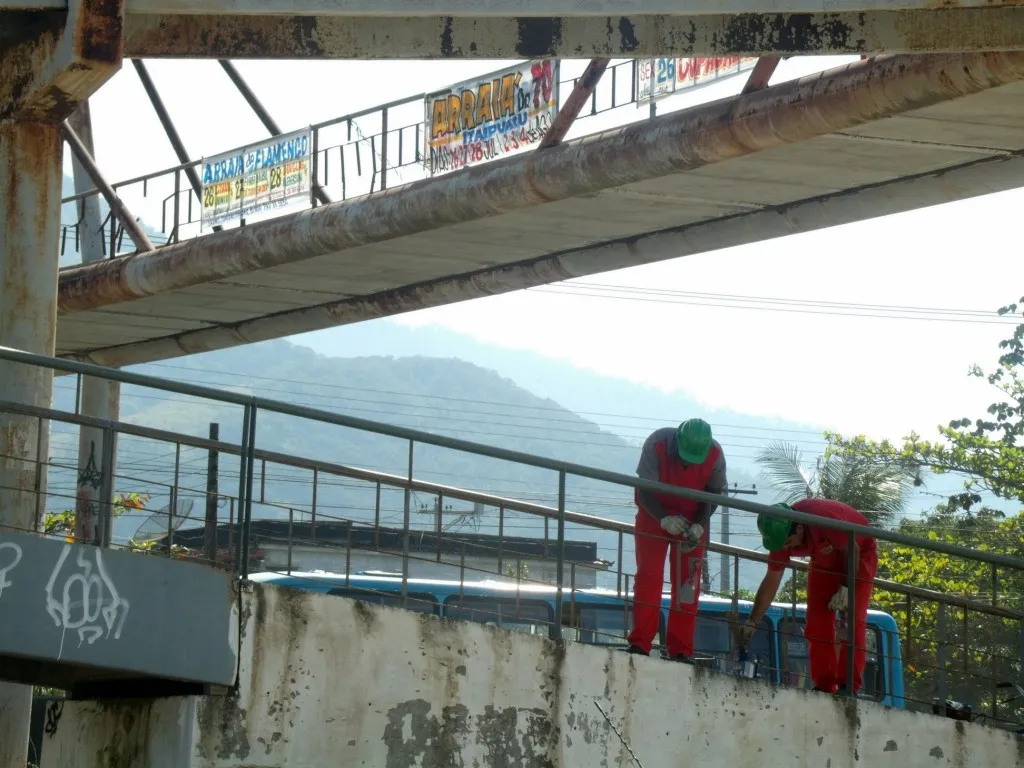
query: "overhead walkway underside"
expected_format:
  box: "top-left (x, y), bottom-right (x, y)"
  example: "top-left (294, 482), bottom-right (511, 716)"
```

top-left (55, 51), bottom-right (1024, 368)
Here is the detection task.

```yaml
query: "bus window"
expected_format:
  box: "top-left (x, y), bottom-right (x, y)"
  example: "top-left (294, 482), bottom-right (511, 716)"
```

top-left (327, 587), bottom-right (439, 616)
top-left (444, 597), bottom-right (553, 636)
top-left (695, 611), bottom-right (774, 681)
top-left (778, 616), bottom-right (886, 700)
top-left (562, 604), bottom-right (665, 650)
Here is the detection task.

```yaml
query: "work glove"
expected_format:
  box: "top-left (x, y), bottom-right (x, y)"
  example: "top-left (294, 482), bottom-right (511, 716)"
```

top-left (828, 586), bottom-right (849, 613)
top-left (677, 522), bottom-right (704, 553)
top-left (660, 515), bottom-right (688, 537)
top-left (737, 621), bottom-right (757, 644)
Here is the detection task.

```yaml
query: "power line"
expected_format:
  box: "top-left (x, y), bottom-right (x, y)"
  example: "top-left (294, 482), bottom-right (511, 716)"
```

top-left (530, 285), bottom-right (1020, 326)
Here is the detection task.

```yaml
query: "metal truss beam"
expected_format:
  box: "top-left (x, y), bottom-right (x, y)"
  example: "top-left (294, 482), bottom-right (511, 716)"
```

top-left (118, 8), bottom-right (1024, 58)
top-left (59, 151), bottom-right (1024, 369)
top-left (0, 1), bottom-right (124, 121)
top-left (55, 51), bottom-right (1024, 315)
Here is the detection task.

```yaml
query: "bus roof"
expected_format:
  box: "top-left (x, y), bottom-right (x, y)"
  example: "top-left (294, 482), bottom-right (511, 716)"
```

top-left (250, 571), bottom-right (897, 623)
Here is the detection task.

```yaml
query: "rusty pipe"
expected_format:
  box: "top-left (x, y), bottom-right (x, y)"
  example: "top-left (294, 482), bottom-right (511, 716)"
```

top-left (58, 150), bottom-right (1024, 370)
top-left (61, 120), bottom-right (156, 254)
top-left (538, 58), bottom-right (611, 150)
top-left (57, 51), bottom-right (1024, 315)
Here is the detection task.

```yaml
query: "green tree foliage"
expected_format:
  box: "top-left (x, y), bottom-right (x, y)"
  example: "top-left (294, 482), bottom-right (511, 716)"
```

top-left (824, 302), bottom-right (1024, 723)
top-left (826, 297), bottom-right (1024, 511)
top-left (871, 508), bottom-right (1024, 722)
top-left (755, 440), bottom-right (918, 527)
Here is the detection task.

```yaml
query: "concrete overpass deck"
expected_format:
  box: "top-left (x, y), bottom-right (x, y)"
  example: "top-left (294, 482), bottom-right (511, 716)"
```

top-left (56, 51), bottom-right (1024, 369)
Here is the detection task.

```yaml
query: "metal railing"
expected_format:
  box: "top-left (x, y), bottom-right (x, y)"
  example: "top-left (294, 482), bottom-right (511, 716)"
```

top-left (58, 60), bottom-right (644, 259)
top-left (1, 344), bottom-right (1023, 731)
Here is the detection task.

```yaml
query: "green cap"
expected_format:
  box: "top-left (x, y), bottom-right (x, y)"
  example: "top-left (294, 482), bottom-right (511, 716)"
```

top-left (757, 504), bottom-right (794, 552)
top-left (676, 418), bottom-right (713, 464)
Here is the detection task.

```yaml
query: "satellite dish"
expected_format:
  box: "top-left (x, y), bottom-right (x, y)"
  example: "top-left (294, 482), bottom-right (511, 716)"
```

top-left (132, 497), bottom-right (196, 543)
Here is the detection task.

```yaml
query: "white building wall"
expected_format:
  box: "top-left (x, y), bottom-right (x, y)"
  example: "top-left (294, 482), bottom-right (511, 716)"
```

top-left (42, 582), bottom-right (1023, 768)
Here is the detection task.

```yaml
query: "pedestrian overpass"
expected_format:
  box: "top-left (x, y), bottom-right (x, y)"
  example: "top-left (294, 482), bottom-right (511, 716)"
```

top-left (0, 348), bottom-right (1020, 766)
top-left (56, 50), bottom-right (1024, 369)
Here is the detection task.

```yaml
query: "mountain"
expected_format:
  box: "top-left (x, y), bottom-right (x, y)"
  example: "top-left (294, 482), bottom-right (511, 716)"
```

top-left (47, 339), bottom-right (767, 590)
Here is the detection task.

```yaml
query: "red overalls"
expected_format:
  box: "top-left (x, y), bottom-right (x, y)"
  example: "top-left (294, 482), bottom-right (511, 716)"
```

top-left (768, 498), bottom-right (879, 693)
top-left (628, 441), bottom-right (721, 657)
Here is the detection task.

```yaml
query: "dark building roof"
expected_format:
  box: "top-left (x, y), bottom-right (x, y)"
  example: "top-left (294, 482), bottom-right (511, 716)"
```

top-left (164, 519), bottom-right (603, 564)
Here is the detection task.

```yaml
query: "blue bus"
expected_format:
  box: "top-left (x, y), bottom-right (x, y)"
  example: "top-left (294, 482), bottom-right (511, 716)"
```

top-left (251, 571), bottom-right (905, 707)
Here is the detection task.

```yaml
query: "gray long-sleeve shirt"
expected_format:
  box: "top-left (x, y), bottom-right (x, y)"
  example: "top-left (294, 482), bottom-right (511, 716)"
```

top-left (636, 427), bottom-right (728, 526)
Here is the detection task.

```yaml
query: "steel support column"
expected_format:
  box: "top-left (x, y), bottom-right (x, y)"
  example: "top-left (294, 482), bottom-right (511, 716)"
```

top-left (67, 102), bottom-right (123, 545)
top-left (0, 2), bottom-right (124, 759)
top-left (0, 119), bottom-right (61, 768)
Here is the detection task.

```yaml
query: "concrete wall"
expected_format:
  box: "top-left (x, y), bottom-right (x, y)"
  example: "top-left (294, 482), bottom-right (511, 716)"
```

top-left (41, 582), bottom-right (1023, 768)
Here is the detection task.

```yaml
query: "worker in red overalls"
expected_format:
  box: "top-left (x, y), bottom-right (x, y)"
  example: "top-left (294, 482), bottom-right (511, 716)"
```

top-left (741, 499), bottom-right (879, 694)
top-left (627, 418), bottom-right (728, 663)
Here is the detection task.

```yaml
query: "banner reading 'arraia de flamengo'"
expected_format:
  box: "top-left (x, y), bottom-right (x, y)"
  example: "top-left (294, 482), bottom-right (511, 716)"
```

top-left (424, 59), bottom-right (560, 175)
top-left (200, 128), bottom-right (312, 228)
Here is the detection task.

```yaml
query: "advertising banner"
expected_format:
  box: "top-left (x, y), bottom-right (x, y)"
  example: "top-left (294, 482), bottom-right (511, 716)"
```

top-left (424, 59), bottom-right (560, 175)
top-left (200, 128), bottom-right (312, 228)
top-left (636, 57), bottom-right (758, 104)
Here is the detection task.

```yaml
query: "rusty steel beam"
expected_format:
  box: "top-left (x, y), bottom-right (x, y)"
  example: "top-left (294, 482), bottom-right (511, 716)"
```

top-left (121, 9), bottom-right (1024, 59)
top-left (62, 120), bottom-right (156, 253)
top-left (538, 58), bottom-right (610, 150)
top-left (741, 56), bottom-right (781, 94)
top-left (55, 149), bottom-right (1024, 369)
top-left (0, 1), bottom-right (124, 121)
top-left (116, 0), bottom-right (1024, 14)
top-left (56, 51), bottom-right (1024, 317)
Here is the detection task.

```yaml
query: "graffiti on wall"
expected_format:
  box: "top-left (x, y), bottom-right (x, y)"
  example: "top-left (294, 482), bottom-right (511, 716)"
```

top-left (425, 59), bottom-right (560, 175)
top-left (45, 544), bottom-right (130, 648)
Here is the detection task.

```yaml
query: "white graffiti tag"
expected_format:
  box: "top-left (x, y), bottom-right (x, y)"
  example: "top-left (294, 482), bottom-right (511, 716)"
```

top-left (0, 541), bottom-right (22, 599)
top-left (44, 545), bottom-right (130, 647)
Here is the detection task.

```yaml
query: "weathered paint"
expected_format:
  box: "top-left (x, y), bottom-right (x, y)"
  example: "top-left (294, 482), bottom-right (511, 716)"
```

top-left (0, 0), bottom-right (124, 122)
top-left (122, 9), bottom-right (1024, 59)
top-left (41, 582), bottom-right (1024, 767)
top-left (0, 118), bottom-right (61, 768)
top-left (57, 51), bottom-right (1024, 319)
top-left (114, 0), bottom-right (1024, 15)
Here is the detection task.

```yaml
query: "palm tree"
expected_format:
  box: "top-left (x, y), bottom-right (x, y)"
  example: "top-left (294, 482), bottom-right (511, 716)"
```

top-left (754, 440), bottom-right (918, 527)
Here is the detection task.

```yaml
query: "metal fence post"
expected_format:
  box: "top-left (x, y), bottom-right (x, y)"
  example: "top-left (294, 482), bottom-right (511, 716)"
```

top-left (551, 470), bottom-right (566, 642)
top-left (937, 602), bottom-right (948, 704)
top-left (380, 106), bottom-right (388, 191)
top-left (401, 439), bottom-right (413, 608)
top-left (235, 403), bottom-right (252, 576)
top-left (98, 424), bottom-right (116, 548)
top-left (168, 442), bottom-right (181, 556)
top-left (845, 530), bottom-right (857, 698)
top-left (241, 404), bottom-right (257, 578)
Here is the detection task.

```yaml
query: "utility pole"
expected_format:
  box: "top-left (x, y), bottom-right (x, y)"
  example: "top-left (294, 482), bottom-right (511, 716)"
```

top-left (204, 423), bottom-right (220, 564)
top-left (69, 101), bottom-right (121, 545)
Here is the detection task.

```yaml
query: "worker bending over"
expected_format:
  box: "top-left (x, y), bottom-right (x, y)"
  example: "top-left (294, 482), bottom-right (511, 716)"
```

top-left (742, 499), bottom-right (878, 694)
top-left (627, 418), bottom-right (728, 662)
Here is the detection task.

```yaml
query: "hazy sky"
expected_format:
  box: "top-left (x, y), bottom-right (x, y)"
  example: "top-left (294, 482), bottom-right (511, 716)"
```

top-left (77, 55), bottom-right (1024, 446)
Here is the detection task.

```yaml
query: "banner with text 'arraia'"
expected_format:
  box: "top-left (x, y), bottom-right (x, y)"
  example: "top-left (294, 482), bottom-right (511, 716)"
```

top-left (424, 59), bottom-right (560, 176)
top-left (200, 128), bottom-right (312, 228)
